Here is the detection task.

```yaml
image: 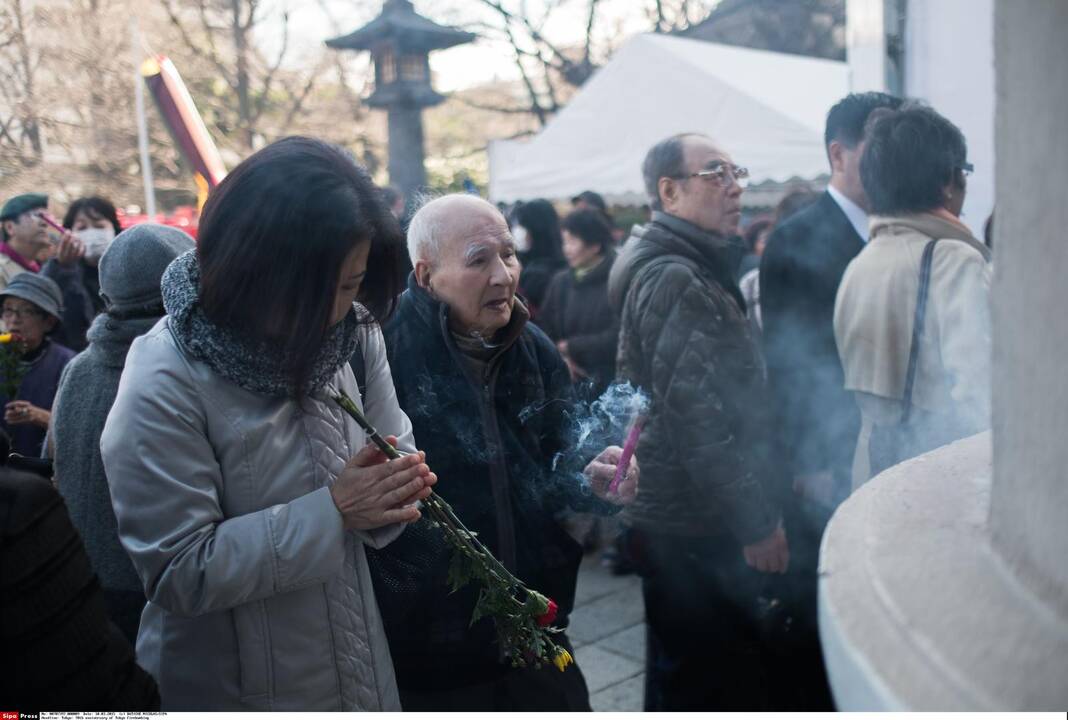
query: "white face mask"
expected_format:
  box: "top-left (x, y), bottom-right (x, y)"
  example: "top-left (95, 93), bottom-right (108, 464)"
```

top-left (511, 224), bottom-right (530, 253)
top-left (77, 226), bottom-right (116, 261)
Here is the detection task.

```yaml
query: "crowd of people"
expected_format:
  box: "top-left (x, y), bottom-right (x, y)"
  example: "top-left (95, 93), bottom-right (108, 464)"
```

top-left (0, 92), bottom-right (993, 712)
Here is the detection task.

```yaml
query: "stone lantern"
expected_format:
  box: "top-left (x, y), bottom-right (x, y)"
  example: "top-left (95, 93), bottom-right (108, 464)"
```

top-left (326, 0), bottom-right (475, 203)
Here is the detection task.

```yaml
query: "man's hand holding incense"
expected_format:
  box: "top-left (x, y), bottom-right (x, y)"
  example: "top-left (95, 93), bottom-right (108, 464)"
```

top-left (585, 445), bottom-right (639, 505)
top-left (743, 523), bottom-right (789, 574)
top-left (331, 435), bottom-right (437, 531)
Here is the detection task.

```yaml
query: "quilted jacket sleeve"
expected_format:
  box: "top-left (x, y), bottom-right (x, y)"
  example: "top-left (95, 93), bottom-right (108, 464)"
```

top-left (350, 320), bottom-right (417, 550)
top-left (102, 332), bottom-right (346, 618)
top-left (637, 263), bottom-right (780, 544)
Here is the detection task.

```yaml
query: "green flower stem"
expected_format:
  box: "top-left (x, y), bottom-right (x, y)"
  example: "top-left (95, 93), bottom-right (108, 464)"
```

top-left (333, 391), bottom-right (529, 599)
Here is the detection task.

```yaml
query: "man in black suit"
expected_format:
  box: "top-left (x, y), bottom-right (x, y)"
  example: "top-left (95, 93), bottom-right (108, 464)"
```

top-left (759, 92), bottom-right (902, 709)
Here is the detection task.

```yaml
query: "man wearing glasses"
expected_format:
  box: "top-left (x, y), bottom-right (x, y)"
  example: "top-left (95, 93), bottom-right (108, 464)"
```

top-left (608, 133), bottom-right (788, 710)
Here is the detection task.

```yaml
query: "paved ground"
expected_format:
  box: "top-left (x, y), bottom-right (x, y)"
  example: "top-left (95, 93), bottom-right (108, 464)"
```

top-left (569, 555), bottom-right (646, 712)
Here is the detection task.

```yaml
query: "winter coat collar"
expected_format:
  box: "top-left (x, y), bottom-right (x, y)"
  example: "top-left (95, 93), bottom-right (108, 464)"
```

top-left (402, 272), bottom-right (530, 364)
top-left (160, 250), bottom-right (361, 397)
top-left (869, 212), bottom-right (991, 261)
top-left (570, 250), bottom-right (616, 286)
top-left (609, 211), bottom-right (744, 312)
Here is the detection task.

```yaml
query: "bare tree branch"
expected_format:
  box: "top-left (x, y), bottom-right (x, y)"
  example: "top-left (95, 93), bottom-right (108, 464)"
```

top-left (253, 7), bottom-right (290, 123)
top-left (162, 0), bottom-right (234, 88)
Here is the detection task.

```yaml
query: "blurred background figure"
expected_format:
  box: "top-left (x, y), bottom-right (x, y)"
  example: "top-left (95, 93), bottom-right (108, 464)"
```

top-left (738, 191), bottom-right (821, 336)
top-left (736, 215), bottom-right (772, 280)
top-left (380, 184), bottom-right (406, 221)
top-left (51, 224), bottom-right (195, 645)
top-left (0, 273), bottom-right (74, 459)
top-left (41, 196), bottom-right (123, 351)
top-left (0, 460), bottom-right (160, 710)
top-left (835, 103), bottom-right (992, 487)
top-left (538, 208), bottom-right (620, 396)
top-left (571, 189), bottom-right (623, 244)
top-left (510, 198), bottom-right (566, 318)
top-left (380, 185), bottom-right (413, 288)
top-left (0, 193), bottom-right (50, 291)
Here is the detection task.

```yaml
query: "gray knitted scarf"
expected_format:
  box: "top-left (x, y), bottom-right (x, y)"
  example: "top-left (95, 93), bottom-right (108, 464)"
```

top-left (161, 250), bottom-right (359, 397)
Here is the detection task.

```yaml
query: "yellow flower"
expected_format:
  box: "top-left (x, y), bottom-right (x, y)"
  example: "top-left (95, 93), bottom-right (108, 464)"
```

top-left (553, 648), bottom-right (573, 672)
top-left (0, 333), bottom-right (12, 344)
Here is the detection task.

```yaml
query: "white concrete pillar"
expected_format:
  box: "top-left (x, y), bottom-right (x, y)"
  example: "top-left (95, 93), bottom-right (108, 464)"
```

top-left (989, 0), bottom-right (1068, 618)
top-left (818, 1), bottom-right (1068, 710)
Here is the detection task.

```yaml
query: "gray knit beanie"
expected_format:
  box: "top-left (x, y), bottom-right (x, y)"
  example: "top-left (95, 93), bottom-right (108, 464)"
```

top-left (98, 223), bottom-right (195, 315)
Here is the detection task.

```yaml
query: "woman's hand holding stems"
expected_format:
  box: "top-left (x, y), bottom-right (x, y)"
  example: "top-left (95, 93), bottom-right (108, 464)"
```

top-left (330, 434), bottom-right (437, 531)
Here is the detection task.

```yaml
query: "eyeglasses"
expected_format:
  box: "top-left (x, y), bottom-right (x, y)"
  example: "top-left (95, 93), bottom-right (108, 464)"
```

top-left (679, 162), bottom-right (750, 188)
top-left (1, 307), bottom-right (44, 319)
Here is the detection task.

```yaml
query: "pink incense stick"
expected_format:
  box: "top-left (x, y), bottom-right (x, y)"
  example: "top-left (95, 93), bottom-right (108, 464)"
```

top-left (609, 416), bottom-right (644, 494)
top-left (35, 211), bottom-right (66, 234)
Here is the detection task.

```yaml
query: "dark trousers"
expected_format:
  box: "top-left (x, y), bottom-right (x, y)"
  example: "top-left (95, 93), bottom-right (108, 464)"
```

top-left (398, 634), bottom-right (591, 711)
top-left (768, 494), bottom-right (836, 710)
top-left (634, 530), bottom-right (770, 711)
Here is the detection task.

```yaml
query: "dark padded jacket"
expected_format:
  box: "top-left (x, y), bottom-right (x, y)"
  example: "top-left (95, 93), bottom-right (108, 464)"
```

top-left (368, 277), bottom-right (614, 692)
top-left (536, 251), bottom-right (619, 396)
top-left (608, 212), bottom-right (783, 543)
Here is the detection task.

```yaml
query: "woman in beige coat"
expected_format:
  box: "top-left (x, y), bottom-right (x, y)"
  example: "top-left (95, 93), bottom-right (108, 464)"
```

top-left (102, 138), bottom-right (436, 710)
top-left (835, 105), bottom-right (992, 489)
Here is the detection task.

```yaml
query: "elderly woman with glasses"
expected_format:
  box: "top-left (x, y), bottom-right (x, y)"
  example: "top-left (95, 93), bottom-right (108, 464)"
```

top-left (834, 104), bottom-right (992, 489)
top-left (0, 273), bottom-right (75, 457)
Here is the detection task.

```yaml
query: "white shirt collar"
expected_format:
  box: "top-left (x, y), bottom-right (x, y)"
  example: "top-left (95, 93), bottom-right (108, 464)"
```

top-left (826, 184), bottom-right (870, 243)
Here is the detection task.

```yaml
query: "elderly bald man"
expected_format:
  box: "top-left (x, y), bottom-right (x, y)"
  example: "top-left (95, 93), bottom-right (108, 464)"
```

top-left (366, 194), bottom-right (637, 711)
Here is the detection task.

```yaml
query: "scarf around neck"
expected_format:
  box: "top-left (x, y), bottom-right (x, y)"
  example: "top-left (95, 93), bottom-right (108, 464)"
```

top-left (160, 250), bottom-right (360, 398)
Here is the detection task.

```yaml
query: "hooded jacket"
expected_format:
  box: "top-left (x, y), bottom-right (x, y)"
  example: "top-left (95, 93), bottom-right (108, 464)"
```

top-left (608, 212), bottom-right (782, 543)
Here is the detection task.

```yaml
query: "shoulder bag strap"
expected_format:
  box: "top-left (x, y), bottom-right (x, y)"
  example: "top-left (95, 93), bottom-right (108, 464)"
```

top-left (900, 239), bottom-right (940, 425)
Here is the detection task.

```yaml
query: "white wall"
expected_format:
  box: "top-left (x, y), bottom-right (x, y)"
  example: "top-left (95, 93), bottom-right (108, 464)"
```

top-left (846, 0), bottom-right (888, 92)
top-left (846, 0), bottom-right (995, 235)
top-left (903, 0), bottom-right (995, 235)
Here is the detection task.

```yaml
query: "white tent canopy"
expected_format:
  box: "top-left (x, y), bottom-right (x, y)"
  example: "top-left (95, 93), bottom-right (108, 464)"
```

top-left (488, 34), bottom-right (849, 205)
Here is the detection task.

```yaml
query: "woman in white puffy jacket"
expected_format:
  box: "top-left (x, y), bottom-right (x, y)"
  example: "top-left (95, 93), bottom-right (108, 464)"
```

top-left (101, 137), bottom-right (436, 710)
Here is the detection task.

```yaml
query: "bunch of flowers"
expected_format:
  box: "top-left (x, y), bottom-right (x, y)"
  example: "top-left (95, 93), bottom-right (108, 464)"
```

top-left (334, 391), bottom-right (573, 672)
top-left (0, 333), bottom-right (27, 399)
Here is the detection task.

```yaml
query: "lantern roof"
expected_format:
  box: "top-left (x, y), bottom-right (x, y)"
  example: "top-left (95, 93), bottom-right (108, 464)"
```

top-left (326, 0), bottom-right (475, 53)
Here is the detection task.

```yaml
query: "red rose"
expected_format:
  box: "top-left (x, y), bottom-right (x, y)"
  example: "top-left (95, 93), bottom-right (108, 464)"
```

top-left (536, 598), bottom-right (558, 627)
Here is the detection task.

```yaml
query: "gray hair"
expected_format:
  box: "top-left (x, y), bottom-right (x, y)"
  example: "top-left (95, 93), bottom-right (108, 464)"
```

top-left (406, 193), bottom-right (501, 265)
top-left (641, 133), bottom-right (706, 210)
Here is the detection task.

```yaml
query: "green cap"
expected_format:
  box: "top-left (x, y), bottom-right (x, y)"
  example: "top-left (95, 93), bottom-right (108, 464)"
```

top-left (0, 193), bottom-right (48, 221)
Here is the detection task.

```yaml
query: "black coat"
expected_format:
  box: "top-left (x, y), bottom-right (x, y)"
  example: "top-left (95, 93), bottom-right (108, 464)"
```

top-left (368, 277), bottom-right (613, 692)
top-left (759, 191), bottom-right (863, 488)
top-left (518, 256), bottom-right (565, 318)
top-left (608, 212), bottom-right (782, 543)
top-left (0, 467), bottom-right (159, 710)
top-left (536, 252), bottom-right (619, 395)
